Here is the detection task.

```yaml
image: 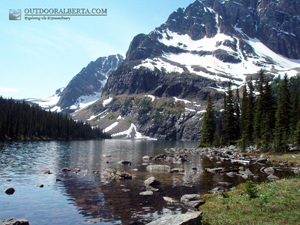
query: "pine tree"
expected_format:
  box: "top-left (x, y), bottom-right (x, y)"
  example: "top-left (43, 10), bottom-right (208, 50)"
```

top-left (240, 79), bottom-right (255, 149)
top-left (222, 82), bottom-right (236, 145)
top-left (200, 94), bottom-right (216, 147)
top-left (274, 74), bottom-right (291, 152)
top-left (295, 120), bottom-right (300, 150)
top-left (260, 77), bottom-right (276, 151)
top-left (234, 88), bottom-right (241, 140)
top-left (253, 70), bottom-right (265, 143)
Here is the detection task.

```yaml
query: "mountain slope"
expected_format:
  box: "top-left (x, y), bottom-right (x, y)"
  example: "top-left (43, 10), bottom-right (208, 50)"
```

top-left (28, 54), bottom-right (124, 113)
top-left (75, 0), bottom-right (300, 140)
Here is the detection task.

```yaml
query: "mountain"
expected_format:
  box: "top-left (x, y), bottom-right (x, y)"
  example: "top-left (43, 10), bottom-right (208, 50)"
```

top-left (72, 0), bottom-right (300, 141)
top-left (28, 54), bottom-right (125, 113)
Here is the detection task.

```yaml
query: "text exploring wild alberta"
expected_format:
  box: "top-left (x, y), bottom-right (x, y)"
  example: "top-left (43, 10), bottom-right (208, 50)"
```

top-left (24, 8), bottom-right (107, 21)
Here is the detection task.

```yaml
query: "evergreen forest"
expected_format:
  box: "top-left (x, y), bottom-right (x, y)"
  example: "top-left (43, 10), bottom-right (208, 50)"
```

top-left (200, 70), bottom-right (300, 152)
top-left (0, 97), bottom-right (110, 140)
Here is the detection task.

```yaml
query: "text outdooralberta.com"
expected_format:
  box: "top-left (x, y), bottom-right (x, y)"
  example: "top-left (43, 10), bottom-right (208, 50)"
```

top-left (24, 8), bottom-right (107, 16)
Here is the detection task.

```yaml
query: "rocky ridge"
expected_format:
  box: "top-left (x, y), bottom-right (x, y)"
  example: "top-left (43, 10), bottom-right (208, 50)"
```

top-left (28, 54), bottom-right (124, 113)
top-left (74, 0), bottom-right (300, 140)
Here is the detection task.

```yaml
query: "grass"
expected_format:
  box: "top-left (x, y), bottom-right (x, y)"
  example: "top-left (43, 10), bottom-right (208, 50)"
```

top-left (267, 153), bottom-right (300, 166)
top-left (243, 152), bottom-right (300, 166)
top-left (200, 176), bottom-right (300, 225)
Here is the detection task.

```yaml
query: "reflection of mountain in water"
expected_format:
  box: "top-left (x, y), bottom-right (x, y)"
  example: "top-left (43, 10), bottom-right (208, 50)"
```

top-left (53, 140), bottom-right (252, 224)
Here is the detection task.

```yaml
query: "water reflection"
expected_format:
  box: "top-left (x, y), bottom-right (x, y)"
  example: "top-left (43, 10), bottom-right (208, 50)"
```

top-left (0, 140), bottom-right (293, 224)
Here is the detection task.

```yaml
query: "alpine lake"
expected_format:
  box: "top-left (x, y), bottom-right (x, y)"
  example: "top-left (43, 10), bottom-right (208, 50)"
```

top-left (0, 140), bottom-right (294, 224)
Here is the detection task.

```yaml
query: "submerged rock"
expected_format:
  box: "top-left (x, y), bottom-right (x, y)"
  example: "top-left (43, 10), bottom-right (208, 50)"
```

top-left (144, 176), bottom-right (160, 186)
top-left (2, 187), bottom-right (15, 195)
top-left (0, 217), bottom-right (29, 225)
top-left (146, 165), bottom-right (170, 173)
top-left (163, 196), bottom-right (178, 203)
top-left (263, 167), bottom-right (275, 175)
top-left (118, 160), bottom-right (132, 166)
top-left (146, 211), bottom-right (203, 225)
top-left (139, 191), bottom-right (154, 196)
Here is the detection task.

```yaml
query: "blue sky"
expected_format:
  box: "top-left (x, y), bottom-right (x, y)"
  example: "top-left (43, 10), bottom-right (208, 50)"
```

top-left (0, 0), bottom-right (194, 99)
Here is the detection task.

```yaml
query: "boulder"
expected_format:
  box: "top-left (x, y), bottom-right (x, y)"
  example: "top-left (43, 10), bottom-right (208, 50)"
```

top-left (144, 176), bottom-right (160, 186)
top-left (180, 194), bottom-right (205, 209)
top-left (267, 174), bottom-right (280, 181)
top-left (146, 211), bottom-right (202, 225)
top-left (2, 187), bottom-right (15, 195)
top-left (263, 167), bottom-right (275, 175)
top-left (146, 165), bottom-right (170, 173)
top-left (0, 218), bottom-right (29, 225)
top-left (256, 158), bottom-right (268, 164)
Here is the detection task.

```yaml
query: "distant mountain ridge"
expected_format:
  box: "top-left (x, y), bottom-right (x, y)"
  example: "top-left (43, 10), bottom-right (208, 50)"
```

top-left (28, 54), bottom-right (124, 113)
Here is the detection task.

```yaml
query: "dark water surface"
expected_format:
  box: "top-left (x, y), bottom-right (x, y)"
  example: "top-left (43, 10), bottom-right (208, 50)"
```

top-left (0, 140), bottom-right (291, 224)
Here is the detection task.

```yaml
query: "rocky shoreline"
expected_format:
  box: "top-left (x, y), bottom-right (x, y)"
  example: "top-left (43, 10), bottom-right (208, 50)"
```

top-left (2, 146), bottom-right (299, 225)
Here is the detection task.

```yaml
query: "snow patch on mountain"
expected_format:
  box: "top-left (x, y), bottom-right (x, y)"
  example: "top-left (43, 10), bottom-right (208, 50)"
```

top-left (111, 123), bottom-right (157, 140)
top-left (133, 27), bottom-right (300, 86)
top-left (102, 97), bottom-right (113, 107)
top-left (104, 122), bottom-right (119, 133)
top-left (26, 88), bottom-right (64, 112)
top-left (134, 57), bottom-right (184, 73)
top-left (71, 92), bottom-right (102, 112)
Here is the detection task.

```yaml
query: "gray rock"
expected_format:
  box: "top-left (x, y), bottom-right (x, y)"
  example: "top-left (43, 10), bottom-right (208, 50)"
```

top-left (180, 194), bottom-right (201, 203)
top-left (142, 156), bottom-right (151, 161)
top-left (264, 167), bottom-right (275, 175)
top-left (206, 167), bottom-right (224, 173)
top-left (61, 167), bottom-right (71, 172)
top-left (226, 172), bottom-right (236, 178)
top-left (118, 160), bottom-right (132, 165)
top-left (180, 194), bottom-right (204, 208)
top-left (146, 165), bottom-right (170, 173)
top-left (146, 211), bottom-right (202, 225)
top-left (139, 191), bottom-right (154, 196)
top-left (144, 176), bottom-right (160, 186)
top-left (170, 168), bottom-right (185, 173)
top-left (242, 174), bottom-right (249, 179)
top-left (163, 196), bottom-right (178, 203)
top-left (0, 217), bottom-right (29, 225)
top-left (2, 187), bottom-right (15, 195)
top-left (267, 174), bottom-right (280, 181)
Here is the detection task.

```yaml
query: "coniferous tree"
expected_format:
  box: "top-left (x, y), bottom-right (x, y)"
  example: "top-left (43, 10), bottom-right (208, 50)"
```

top-left (240, 79), bottom-right (255, 149)
top-left (234, 88), bottom-right (241, 140)
top-left (290, 76), bottom-right (300, 136)
top-left (274, 74), bottom-right (291, 152)
top-left (295, 120), bottom-right (300, 150)
top-left (222, 82), bottom-right (236, 145)
top-left (253, 70), bottom-right (265, 143)
top-left (260, 77), bottom-right (276, 151)
top-left (200, 94), bottom-right (216, 147)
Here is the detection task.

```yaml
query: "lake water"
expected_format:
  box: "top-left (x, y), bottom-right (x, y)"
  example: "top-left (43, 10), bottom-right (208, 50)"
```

top-left (0, 140), bottom-right (291, 224)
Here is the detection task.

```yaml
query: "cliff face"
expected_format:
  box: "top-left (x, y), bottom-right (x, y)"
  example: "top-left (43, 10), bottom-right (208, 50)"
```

top-left (73, 0), bottom-right (300, 141)
top-left (57, 54), bottom-right (124, 113)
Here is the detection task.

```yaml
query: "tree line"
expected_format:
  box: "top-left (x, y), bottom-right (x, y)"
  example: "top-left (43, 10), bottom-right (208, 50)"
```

top-left (0, 97), bottom-right (110, 140)
top-left (200, 70), bottom-right (300, 152)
